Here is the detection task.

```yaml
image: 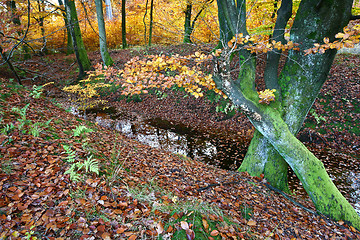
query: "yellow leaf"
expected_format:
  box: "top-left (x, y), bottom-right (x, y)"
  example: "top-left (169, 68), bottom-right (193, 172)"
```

top-left (335, 32), bottom-right (345, 38)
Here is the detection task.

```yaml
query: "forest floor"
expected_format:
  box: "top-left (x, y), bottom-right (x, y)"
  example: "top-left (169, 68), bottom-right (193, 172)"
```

top-left (0, 44), bottom-right (359, 239)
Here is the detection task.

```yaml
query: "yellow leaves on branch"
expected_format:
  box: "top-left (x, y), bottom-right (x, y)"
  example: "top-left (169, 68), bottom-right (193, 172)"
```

top-left (63, 77), bottom-right (110, 110)
top-left (107, 53), bottom-right (222, 99)
top-left (226, 33), bottom-right (300, 54)
top-left (258, 89), bottom-right (276, 105)
top-left (304, 25), bottom-right (360, 55)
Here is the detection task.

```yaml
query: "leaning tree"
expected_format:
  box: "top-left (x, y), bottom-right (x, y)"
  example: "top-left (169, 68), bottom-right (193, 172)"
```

top-left (213, 0), bottom-right (360, 229)
top-left (80, 0), bottom-right (360, 230)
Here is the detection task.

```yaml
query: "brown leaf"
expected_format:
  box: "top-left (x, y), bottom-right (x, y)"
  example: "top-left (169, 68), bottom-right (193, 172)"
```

top-left (156, 221), bottom-right (164, 235)
top-left (101, 232), bottom-right (111, 240)
top-left (116, 227), bottom-right (126, 234)
top-left (247, 220), bottom-right (256, 226)
top-left (210, 230), bottom-right (219, 236)
top-left (202, 219), bottom-right (209, 230)
top-left (128, 235), bottom-right (137, 240)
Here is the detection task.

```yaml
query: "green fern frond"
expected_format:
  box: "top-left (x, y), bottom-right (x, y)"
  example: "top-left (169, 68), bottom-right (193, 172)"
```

top-left (84, 155), bottom-right (99, 175)
top-left (73, 125), bottom-right (93, 137)
top-left (63, 145), bottom-right (77, 163)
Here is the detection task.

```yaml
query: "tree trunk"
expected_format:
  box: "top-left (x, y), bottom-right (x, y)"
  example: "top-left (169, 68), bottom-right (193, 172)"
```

top-left (183, 3), bottom-right (192, 43)
top-left (64, 0), bottom-right (91, 78)
top-left (148, 0), bottom-right (154, 46)
top-left (121, 0), bottom-right (127, 49)
top-left (214, 0), bottom-right (360, 230)
top-left (94, 0), bottom-right (113, 66)
top-left (58, 0), bottom-right (73, 54)
top-left (6, 0), bottom-right (30, 59)
top-left (104, 0), bottom-right (113, 20)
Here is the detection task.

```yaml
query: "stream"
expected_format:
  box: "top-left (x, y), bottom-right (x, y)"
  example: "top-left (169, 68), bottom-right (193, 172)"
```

top-left (75, 106), bottom-right (360, 214)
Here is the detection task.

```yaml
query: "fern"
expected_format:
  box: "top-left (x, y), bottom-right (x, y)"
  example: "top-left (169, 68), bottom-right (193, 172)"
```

top-left (63, 145), bottom-right (77, 163)
top-left (83, 155), bottom-right (99, 175)
top-left (1, 123), bottom-right (15, 135)
top-left (63, 145), bottom-right (99, 182)
top-left (73, 125), bottom-right (93, 137)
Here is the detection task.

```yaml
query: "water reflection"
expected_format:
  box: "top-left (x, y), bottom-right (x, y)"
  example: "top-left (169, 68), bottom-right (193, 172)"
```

top-left (109, 116), bottom-right (244, 169)
top-left (82, 107), bottom-right (360, 213)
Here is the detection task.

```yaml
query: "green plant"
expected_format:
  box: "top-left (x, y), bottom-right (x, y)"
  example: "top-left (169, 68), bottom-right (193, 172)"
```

top-left (215, 102), bottom-right (236, 115)
top-left (128, 182), bottom-right (231, 240)
top-left (62, 145), bottom-right (99, 182)
top-left (29, 85), bottom-right (44, 99)
top-left (154, 89), bottom-right (168, 100)
top-left (309, 109), bottom-right (327, 124)
top-left (24, 226), bottom-right (38, 240)
top-left (1, 159), bottom-right (13, 174)
top-left (73, 125), bottom-right (93, 138)
top-left (12, 104), bottom-right (31, 133)
top-left (1, 123), bottom-right (15, 135)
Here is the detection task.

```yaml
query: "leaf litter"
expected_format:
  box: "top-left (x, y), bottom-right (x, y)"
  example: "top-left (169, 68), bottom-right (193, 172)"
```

top-left (0, 46), bottom-right (359, 239)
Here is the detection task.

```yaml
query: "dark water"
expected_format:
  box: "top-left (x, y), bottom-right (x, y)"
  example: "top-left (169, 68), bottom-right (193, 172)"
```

top-left (81, 107), bottom-right (360, 214)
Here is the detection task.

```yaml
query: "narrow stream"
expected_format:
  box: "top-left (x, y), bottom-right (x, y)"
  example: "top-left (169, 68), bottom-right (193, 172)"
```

top-left (78, 107), bottom-right (360, 214)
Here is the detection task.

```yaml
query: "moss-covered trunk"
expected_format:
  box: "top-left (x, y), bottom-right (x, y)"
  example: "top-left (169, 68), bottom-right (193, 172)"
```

top-left (214, 0), bottom-right (359, 230)
top-left (94, 0), bottom-right (113, 66)
top-left (239, 0), bottom-right (353, 192)
top-left (64, 0), bottom-right (91, 78)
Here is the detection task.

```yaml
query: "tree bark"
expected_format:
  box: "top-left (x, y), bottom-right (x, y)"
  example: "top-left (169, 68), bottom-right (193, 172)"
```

top-left (58, 0), bottom-right (73, 54)
top-left (64, 0), bottom-right (91, 78)
top-left (183, 3), bottom-right (192, 43)
top-left (214, 0), bottom-right (360, 230)
top-left (121, 0), bottom-right (127, 49)
top-left (94, 0), bottom-right (113, 66)
top-left (148, 0), bottom-right (154, 46)
top-left (240, 0), bottom-right (353, 192)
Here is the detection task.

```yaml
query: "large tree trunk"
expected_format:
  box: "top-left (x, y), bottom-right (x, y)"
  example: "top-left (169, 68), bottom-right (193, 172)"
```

top-left (240, 0), bottom-right (354, 191)
top-left (94, 0), bottom-right (113, 66)
top-left (64, 0), bottom-right (91, 78)
top-left (214, 0), bottom-right (360, 230)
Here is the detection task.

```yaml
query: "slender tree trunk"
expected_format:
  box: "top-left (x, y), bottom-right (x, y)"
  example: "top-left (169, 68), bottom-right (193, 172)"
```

top-left (36, 0), bottom-right (48, 55)
top-left (148, 0), bottom-right (154, 46)
top-left (121, 0), bottom-right (127, 49)
top-left (6, 0), bottom-right (30, 59)
top-left (58, 0), bottom-right (73, 54)
top-left (94, 0), bottom-right (113, 66)
top-left (183, 0), bottom-right (213, 44)
top-left (104, 0), bottom-right (113, 20)
top-left (64, 0), bottom-right (91, 78)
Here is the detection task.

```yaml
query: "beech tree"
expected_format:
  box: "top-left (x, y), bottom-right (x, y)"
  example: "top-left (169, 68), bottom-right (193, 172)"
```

top-left (121, 0), bottom-right (127, 49)
top-left (183, 0), bottom-right (214, 43)
top-left (79, 0), bottom-right (360, 230)
top-left (213, 0), bottom-right (360, 229)
top-left (64, 0), bottom-right (91, 78)
top-left (94, 0), bottom-right (113, 66)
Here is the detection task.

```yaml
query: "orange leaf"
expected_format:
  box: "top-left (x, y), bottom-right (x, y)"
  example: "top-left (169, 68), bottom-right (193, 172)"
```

top-left (210, 230), bottom-right (219, 236)
top-left (128, 235), bottom-right (137, 240)
top-left (202, 219), bottom-right (209, 230)
top-left (247, 220), bottom-right (256, 226)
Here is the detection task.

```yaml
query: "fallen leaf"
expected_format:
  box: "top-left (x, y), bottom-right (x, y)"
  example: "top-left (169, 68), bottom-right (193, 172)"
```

top-left (156, 221), bottom-right (164, 235)
top-left (247, 220), bottom-right (256, 226)
top-left (210, 230), bottom-right (219, 236)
